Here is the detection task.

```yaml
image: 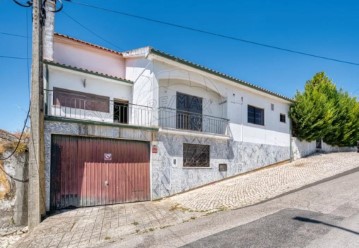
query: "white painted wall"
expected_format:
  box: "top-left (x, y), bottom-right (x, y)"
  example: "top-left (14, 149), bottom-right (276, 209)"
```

top-left (125, 58), bottom-right (153, 105)
top-left (158, 79), bottom-right (226, 117)
top-left (53, 37), bottom-right (125, 78)
top-left (291, 137), bottom-right (356, 160)
top-left (291, 137), bottom-right (317, 160)
top-left (157, 79), bottom-right (227, 134)
top-left (49, 40), bottom-right (292, 147)
top-left (152, 58), bottom-right (291, 147)
top-left (321, 143), bottom-right (356, 153)
top-left (45, 65), bottom-right (143, 124)
top-left (154, 61), bottom-right (228, 98)
top-left (125, 58), bottom-right (158, 126)
top-left (228, 89), bottom-right (290, 147)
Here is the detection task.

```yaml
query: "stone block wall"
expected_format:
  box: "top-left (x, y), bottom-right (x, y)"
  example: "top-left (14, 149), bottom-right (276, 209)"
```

top-left (0, 150), bottom-right (28, 226)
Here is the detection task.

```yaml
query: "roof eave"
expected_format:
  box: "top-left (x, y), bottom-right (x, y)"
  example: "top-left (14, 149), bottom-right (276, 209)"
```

top-left (149, 48), bottom-right (293, 103)
top-left (43, 60), bottom-right (133, 85)
top-left (54, 33), bottom-right (123, 56)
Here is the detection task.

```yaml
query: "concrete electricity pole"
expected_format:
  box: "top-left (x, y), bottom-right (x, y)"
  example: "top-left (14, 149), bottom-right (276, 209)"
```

top-left (28, 0), bottom-right (46, 230)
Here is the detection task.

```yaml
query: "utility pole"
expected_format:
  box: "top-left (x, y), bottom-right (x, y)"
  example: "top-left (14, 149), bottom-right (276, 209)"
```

top-left (28, 0), bottom-right (45, 230)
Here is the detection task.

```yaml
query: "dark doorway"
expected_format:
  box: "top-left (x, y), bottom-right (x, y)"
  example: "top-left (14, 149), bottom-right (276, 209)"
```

top-left (113, 100), bottom-right (129, 124)
top-left (176, 92), bottom-right (203, 131)
top-left (316, 139), bottom-right (322, 149)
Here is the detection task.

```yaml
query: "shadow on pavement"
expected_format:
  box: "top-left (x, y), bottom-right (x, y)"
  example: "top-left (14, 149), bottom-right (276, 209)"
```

top-left (293, 216), bottom-right (359, 235)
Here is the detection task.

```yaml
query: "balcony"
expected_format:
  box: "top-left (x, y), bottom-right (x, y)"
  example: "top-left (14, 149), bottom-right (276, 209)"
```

top-left (45, 90), bottom-right (229, 135)
top-left (159, 107), bottom-right (229, 135)
top-left (45, 90), bottom-right (154, 127)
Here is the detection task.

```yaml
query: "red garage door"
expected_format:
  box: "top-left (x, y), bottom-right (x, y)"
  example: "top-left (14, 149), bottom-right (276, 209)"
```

top-left (50, 135), bottom-right (150, 210)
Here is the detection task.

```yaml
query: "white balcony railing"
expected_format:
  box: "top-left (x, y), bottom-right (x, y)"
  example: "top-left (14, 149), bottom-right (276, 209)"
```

top-left (159, 107), bottom-right (229, 135)
top-left (45, 90), bottom-right (229, 135)
top-left (45, 90), bottom-right (154, 127)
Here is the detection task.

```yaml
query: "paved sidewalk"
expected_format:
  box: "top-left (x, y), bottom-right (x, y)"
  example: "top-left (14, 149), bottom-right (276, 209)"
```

top-left (112, 169), bottom-right (359, 248)
top-left (13, 152), bottom-right (359, 248)
top-left (15, 201), bottom-right (203, 248)
top-left (169, 152), bottom-right (359, 211)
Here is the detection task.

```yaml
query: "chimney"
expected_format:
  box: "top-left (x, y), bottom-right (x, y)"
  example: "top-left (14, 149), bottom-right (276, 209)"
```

top-left (42, 0), bottom-right (56, 61)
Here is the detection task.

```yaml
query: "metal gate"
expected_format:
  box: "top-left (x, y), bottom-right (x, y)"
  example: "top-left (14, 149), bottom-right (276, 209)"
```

top-left (50, 135), bottom-right (150, 210)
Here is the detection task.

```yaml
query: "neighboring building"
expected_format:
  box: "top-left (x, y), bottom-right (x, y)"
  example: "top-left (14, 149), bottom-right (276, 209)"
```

top-left (0, 129), bottom-right (18, 201)
top-left (43, 32), bottom-right (292, 211)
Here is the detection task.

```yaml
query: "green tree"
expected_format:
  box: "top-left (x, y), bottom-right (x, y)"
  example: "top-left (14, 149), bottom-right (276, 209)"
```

top-left (324, 91), bottom-right (359, 146)
top-left (289, 72), bottom-right (337, 141)
top-left (290, 72), bottom-right (359, 146)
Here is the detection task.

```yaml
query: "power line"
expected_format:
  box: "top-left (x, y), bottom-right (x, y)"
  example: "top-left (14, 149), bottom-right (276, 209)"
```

top-left (61, 10), bottom-right (123, 50)
top-left (0, 55), bottom-right (29, 60)
top-left (0, 108), bottom-right (30, 161)
top-left (65, 0), bottom-right (359, 66)
top-left (0, 31), bottom-right (27, 38)
top-left (0, 106), bottom-right (30, 183)
top-left (0, 8), bottom-right (32, 183)
top-left (0, 166), bottom-right (29, 183)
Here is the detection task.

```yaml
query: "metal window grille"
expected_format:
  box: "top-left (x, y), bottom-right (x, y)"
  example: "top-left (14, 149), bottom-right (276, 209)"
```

top-left (183, 143), bottom-right (210, 167)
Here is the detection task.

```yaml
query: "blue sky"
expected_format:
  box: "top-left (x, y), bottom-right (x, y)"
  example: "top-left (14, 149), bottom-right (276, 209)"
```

top-left (0, 0), bottom-right (358, 132)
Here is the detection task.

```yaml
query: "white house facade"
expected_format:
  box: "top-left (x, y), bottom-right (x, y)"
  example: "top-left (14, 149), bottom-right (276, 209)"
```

top-left (43, 33), bottom-right (292, 211)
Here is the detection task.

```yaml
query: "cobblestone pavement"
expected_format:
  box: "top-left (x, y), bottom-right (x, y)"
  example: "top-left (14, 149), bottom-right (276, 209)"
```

top-left (169, 152), bottom-right (359, 211)
top-left (13, 152), bottom-right (359, 248)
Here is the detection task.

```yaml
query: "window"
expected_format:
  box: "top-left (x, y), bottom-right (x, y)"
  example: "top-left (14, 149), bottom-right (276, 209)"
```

top-left (53, 87), bottom-right (109, 112)
top-left (271, 103), bottom-right (274, 111)
top-left (248, 105), bottom-right (264, 125)
top-left (176, 92), bottom-right (203, 131)
top-left (114, 100), bottom-right (129, 124)
top-left (280, 114), bottom-right (286, 123)
top-left (183, 144), bottom-right (210, 167)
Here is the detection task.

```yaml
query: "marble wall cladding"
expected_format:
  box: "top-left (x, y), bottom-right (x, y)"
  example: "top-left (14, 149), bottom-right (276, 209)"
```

top-left (44, 120), bottom-right (355, 206)
top-left (151, 132), bottom-right (291, 199)
top-left (239, 142), bottom-right (290, 173)
top-left (44, 120), bottom-right (292, 205)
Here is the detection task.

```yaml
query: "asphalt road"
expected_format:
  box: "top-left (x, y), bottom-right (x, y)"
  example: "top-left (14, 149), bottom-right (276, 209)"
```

top-left (183, 209), bottom-right (348, 248)
top-left (104, 169), bottom-right (359, 248)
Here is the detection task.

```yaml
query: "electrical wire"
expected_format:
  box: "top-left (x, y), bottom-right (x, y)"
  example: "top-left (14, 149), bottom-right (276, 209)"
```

top-left (0, 166), bottom-right (29, 183)
top-left (0, 7), bottom-right (32, 183)
top-left (0, 31), bottom-right (27, 38)
top-left (0, 107), bottom-right (30, 183)
top-left (0, 55), bottom-right (29, 60)
top-left (61, 10), bottom-right (123, 50)
top-left (65, 0), bottom-right (359, 66)
top-left (0, 108), bottom-right (30, 161)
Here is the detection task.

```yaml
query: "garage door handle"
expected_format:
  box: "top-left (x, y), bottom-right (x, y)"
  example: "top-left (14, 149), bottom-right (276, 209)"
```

top-left (105, 180), bottom-right (109, 186)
